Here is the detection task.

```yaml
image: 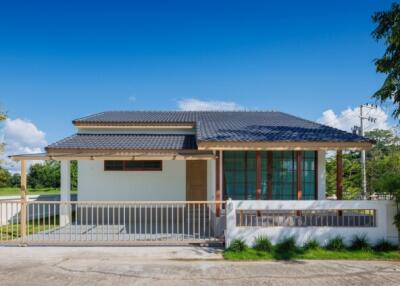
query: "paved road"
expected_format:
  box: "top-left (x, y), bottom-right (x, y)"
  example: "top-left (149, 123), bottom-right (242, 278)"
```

top-left (0, 246), bottom-right (400, 286)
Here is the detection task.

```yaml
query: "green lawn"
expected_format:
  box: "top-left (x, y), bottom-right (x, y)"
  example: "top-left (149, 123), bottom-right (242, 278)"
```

top-left (0, 188), bottom-right (77, 196)
top-left (224, 248), bottom-right (400, 261)
top-left (0, 214), bottom-right (61, 240)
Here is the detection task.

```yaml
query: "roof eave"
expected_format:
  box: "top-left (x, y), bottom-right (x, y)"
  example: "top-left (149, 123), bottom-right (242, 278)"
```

top-left (196, 140), bottom-right (373, 151)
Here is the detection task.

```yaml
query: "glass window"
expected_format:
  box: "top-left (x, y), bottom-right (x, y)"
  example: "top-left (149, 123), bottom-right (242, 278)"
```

top-left (261, 152), bottom-right (268, 199)
top-left (222, 151), bottom-right (316, 200)
top-left (104, 160), bottom-right (162, 171)
top-left (223, 151), bottom-right (256, 199)
top-left (302, 151), bottom-right (316, 200)
top-left (271, 151), bottom-right (297, 200)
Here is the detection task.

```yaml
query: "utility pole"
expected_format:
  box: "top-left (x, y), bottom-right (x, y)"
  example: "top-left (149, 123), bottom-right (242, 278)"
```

top-left (353, 104), bottom-right (377, 199)
top-left (360, 105), bottom-right (367, 200)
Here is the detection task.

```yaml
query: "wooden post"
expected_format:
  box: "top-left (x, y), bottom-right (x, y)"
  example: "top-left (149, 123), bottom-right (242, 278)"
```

top-left (216, 151), bottom-right (221, 217)
top-left (336, 150), bottom-right (343, 200)
top-left (296, 151), bottom-right (303, 200)
top-left (314, 151), bottom-right (318, 200)
top-left (255, 151), bottom-right (261, 200)
top-left (267, 151), bottom-right (273, 200)
top-left (20, 160), bottom-right (27, 241)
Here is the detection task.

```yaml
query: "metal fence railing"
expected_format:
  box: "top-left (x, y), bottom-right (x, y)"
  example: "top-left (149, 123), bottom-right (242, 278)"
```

top-left (0, 200), bottom-right (225, 244)
top-left (236, 209), bottom-right (377, 228)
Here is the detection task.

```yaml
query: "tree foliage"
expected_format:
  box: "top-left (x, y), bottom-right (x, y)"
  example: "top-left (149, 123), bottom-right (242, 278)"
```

top-left (0, 161), bottom-right (77, 190)
top-left (372, 3), bottom-right (400, 118)
top-left (27, 160), bottom-right (77, 190)
top-left (326, 128), bottom-right (400, 199)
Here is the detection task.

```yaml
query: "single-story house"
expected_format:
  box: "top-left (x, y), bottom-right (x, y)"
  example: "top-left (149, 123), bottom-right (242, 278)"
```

top-left (7, 111), bottom-right (398, 246)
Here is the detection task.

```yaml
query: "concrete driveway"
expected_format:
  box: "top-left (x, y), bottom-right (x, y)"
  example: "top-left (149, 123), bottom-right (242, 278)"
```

top-left (0, 246), bottom-right (400, 286)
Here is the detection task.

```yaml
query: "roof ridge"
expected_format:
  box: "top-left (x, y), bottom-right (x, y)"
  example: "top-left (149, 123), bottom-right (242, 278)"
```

top-left (72, 111), bottom-right (107, 123)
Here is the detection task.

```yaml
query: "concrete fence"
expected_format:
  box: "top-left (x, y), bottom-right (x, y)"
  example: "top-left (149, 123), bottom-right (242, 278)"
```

top-left (225, 200), bottom-right (399, 248)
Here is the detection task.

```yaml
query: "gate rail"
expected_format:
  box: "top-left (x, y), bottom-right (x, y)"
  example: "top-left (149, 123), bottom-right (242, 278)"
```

top-left (0, 200), bottom-right (225, 245)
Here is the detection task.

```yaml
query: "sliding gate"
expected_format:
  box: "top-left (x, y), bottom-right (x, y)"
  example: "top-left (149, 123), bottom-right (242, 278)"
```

top-left (0, 200), bottom-right (225, 245)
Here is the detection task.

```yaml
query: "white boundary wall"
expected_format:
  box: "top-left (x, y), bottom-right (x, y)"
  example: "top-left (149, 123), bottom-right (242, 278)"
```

top-left (225, 200), bottom-right (398, 248)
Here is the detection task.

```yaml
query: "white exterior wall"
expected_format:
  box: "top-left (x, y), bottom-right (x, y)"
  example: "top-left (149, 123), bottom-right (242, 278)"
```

top-left (78, 160), bottom-right (186, 201)
top-left (207, 159), bottom-right (216, 201)
top-left (225, 200), bottom-right (399, 248)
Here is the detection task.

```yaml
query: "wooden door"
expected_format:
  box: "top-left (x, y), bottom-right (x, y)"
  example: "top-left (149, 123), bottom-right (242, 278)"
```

top-left (186, 160), bottom-right (207, 201)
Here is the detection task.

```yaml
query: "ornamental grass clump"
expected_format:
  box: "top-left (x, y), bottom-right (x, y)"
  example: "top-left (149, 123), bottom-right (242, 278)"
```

top-left (274, 236), bottom-right (300, 260)
top-left (325, 236), bottom-right (346, 251)
top-left (229, 239), bottom-right (247, 252)
top-left (373, 239), bottom-right (397, 252)
top-left (349, 234), bottom-right (371, 251)
top-left (253, 236), bottom-right (273, 252)
top-left (302, 239), bottom-right (321, 251)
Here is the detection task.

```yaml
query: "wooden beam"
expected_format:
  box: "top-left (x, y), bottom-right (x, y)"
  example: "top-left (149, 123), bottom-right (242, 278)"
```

top-left (10, 153), bottom-right (216, 161)
top-left (197, 141), bottom-right (373, 151)
top-left (314, 151), bottom-right (318, 200)
top-left (296, 151), bottom-right (302, 200)
top-left (20, 160), bottom-right (27, 240)
top-left (336, 150), bottom-right (343, 200)
top-left (256, 151), bottom-right (261, 199)
top-left (216, 151), bottom-right (221, 217)
top-left (267, 151), bottom-right (273, 200)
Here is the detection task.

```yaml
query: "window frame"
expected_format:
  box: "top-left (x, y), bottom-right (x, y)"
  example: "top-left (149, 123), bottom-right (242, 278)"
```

top-left (104, 160), bottom-right (163, 171)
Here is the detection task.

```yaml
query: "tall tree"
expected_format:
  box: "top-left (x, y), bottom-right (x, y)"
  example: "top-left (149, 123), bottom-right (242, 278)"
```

top-left (372, 3), bottom-right (400, 117)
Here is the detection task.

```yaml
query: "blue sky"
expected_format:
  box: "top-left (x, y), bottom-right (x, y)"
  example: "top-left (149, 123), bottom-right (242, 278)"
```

top-left (0, 0), bottom-right (396, 170)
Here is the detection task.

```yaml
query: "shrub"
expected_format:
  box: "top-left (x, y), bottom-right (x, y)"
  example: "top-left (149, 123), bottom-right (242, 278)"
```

top-left (374, 239), bottom-right (397, 252)
top-left (349, 234), bottom-right (371, 251)
top-left (274, 236), bottom-right (299, 260)
top-left (394, 211), bottom-right (400, 232)
top-left (253, 236), bottom-right (273, 252)
top-left (302, 239), bottom-right (321, 250)
top-left (229, 239), bottom-right (247, 252)
top-left (325, 236), bottom-right (346, 251)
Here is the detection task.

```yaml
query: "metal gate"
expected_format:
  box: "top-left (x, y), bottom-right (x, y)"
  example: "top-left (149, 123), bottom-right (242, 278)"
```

top-left (0, 200), bottom-right (225, 245)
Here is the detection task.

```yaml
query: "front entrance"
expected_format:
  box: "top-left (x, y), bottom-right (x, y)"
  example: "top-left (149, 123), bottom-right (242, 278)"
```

top-left (186, 160), bottom-right (207, 201)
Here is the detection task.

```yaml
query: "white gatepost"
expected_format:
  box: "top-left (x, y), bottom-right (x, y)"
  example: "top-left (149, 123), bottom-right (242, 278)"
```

top-left (225, 199), bottom-right (236, 248)
top-left (60, 160), bottom-right (71, 226)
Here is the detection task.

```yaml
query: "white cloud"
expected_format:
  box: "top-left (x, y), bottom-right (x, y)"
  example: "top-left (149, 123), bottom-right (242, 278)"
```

top-left (318, 106), bottom-right (390, 132)
top-left (177, 98), bottom-right (244, 111)
top-left (128, 96), bottom-right (136, 103)
top-left (1, 118), bottom-right (47, 173)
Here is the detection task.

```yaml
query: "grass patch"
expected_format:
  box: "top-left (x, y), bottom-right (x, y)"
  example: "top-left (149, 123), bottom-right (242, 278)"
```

top-left (225, 236), bottom-right (400, 261)
top-left (0, 188), bottom-right (77, 196)
top-left (0, 215), bottom-right (61, 240)
top-left (224, 247), bottom-right (400, 261)
top-left (224, 248), bottom-right (274, 260)
top-left (0, 212), bottom-right (77, 240)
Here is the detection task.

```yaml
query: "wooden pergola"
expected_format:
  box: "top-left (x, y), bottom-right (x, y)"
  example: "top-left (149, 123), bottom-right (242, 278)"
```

top-left (9, 145), bottom-right (366, 238)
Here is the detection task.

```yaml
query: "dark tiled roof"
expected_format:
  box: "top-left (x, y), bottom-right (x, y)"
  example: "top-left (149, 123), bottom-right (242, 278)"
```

top-left (72, 111), bottom-right (370, 143)
top-left (47, 134), bottom-right (197, 150)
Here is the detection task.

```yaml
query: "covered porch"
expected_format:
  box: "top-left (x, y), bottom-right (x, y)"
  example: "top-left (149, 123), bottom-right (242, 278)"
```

top-left (5, 149), bottom-right (224, 244)
top-left (2, 142), bottom-right (378, 245)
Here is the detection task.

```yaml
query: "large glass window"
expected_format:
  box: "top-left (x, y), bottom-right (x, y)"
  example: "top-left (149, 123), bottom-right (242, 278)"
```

top-left (223, 151), bottom-right (256, 199)
top-left (261, 152), bottom-right (268, 199)
top-left (271, 151), bottom-right (297, 200)
top-left (223, 151), bottom-right (316, 200)
top-left (302, 151), bottom-right (316, 200)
